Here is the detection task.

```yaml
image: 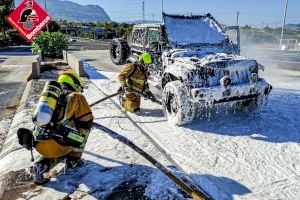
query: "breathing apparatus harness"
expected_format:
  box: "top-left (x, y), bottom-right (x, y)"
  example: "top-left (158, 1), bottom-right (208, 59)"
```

top-left (34, 85), bottom-right (85, 148)
top-left (18, 84), bottom-right (86, 161)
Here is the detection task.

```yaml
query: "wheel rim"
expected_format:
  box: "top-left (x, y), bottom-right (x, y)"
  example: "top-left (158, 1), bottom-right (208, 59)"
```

top-left (112, 44), bottom-right (121, 59)
top-left (166, 94), bottom-right (178, 115)
top-left (115, 46), bottom-right (121, 57)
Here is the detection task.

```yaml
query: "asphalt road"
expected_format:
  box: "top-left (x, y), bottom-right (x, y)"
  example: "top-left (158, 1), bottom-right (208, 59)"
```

top-left (69, 50), bottom-right (121, 72)
top-left (68, 38), bottom-right (111, 51)
top-left (0, 46), bottom-right (32, 55)
top-left (0, 47), bottom-right (35, 120)
top-left (241, 48), bottom-right (300, 71)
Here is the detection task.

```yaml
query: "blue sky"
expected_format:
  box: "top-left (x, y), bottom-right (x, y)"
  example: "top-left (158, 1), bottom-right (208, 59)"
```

top-left (69, 0), bottom-right (300, 26)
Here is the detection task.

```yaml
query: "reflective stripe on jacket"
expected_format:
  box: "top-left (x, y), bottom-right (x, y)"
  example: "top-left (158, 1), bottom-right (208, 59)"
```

top-left (59, 92), bottom-right (93, 129)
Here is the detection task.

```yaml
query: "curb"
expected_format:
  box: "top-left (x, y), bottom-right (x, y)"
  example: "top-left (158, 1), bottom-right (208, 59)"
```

top-left (0, 80), bottom-right (34, 199)
top-left (0, 81), bottom-right (32, 167)
top-left (0, 80), bottom-right (33, 159)
top-left (63, 50), bottom-right (86, 77)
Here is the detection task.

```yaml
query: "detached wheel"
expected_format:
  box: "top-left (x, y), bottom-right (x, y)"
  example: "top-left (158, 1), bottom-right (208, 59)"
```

top-left (110, 39), bottom-right (130, 65)
top-left (162, 81), bottom-right (195, 125)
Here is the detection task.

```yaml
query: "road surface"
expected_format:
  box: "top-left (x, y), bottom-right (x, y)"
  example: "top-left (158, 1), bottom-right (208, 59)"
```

top-left (78, 46), bottom-right (300, 199)
top-left (241, 48), bottom-right (300, 71)
top-left (0, 46), bottom-right (35, 119)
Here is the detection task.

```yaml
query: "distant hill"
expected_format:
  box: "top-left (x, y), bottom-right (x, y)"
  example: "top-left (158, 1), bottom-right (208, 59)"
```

top-left (125, 20), bottom-right (161, 24)
top-left (285, 24), bottom-right (300, 31)
top-left (15, 0), bottom-right (111, 22)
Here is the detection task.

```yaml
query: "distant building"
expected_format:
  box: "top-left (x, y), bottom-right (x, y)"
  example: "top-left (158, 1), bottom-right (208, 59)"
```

top-left (60, 26), bottom-right (80, 36)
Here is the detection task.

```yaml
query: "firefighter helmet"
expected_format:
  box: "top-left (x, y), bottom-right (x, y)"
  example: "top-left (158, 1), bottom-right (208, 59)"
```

top-left (138, 53), bottom-right (153, 65)
top-left (57, 71), bottom-right (84, 92)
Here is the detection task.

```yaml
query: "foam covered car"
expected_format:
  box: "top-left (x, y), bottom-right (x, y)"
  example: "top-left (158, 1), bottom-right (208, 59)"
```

top-left (110, 13), bottom-right (272, 125)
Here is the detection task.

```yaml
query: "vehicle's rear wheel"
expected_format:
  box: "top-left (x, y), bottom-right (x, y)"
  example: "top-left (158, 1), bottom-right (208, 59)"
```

top-left (110, 39), bottom-right (130, 65)
top-left (162, 81), bottom-right (195, 125)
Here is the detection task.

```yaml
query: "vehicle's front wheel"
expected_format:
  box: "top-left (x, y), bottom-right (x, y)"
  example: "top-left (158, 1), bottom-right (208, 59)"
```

top-left (162, 81), bottom-right (195, 125)
top-left (110, 39), bottom-right (130, 65)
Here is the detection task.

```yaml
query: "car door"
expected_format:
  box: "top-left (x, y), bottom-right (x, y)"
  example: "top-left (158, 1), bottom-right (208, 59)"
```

top-left (145, 27), bottom-right (164, 97)
top-left (131, 27), bottom-right (147, 53)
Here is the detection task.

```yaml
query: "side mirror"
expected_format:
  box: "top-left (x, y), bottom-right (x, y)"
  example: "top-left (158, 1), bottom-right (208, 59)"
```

top-left (224, 26), bottom-right (240, 54)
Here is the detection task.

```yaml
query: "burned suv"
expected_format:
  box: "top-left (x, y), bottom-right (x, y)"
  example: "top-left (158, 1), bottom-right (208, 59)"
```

top-left (110, 13), bottom-right (272, 125)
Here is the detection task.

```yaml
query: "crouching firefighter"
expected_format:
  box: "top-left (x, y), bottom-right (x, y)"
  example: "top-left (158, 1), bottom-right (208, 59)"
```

top-left (17, 71), bottom-right (94, 184)
top-left (118, 52), bottom-right (156, 113)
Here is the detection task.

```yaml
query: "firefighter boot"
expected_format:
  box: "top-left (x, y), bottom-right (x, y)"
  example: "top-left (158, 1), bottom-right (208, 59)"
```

top-left (30, 162), bottom-right (50, 185)
top-left (65, 157), bottom-right (85, 175)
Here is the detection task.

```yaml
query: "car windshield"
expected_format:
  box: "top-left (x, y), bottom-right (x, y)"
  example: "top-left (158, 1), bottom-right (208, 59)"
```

top-left (164, 15), bottom-right (226, 47)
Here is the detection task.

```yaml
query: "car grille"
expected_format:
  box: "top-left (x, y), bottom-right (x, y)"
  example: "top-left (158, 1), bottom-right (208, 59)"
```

top-left (187, 67), bottom-right (250, 88)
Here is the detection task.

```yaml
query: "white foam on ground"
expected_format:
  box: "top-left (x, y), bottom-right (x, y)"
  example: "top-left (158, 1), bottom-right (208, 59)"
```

top-left (84, 64), bottom-right (300, 200)
top-left (0, 64), bottom-right (299, 199)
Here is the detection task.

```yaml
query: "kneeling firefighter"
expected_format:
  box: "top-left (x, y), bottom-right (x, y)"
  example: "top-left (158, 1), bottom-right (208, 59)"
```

top-left (118, 52), bottom-right (156, 113)
top-left (18, 71), bottom-right (93, 184)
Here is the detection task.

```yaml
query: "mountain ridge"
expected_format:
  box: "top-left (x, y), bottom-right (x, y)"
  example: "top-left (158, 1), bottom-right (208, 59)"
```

top-left (15, 0), bottom-right (111, 22)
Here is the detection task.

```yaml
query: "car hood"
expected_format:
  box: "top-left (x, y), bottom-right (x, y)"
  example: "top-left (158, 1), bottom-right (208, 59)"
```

top-left (163, 51), bottom-right (261, 81)
top-left (163, 13), bottom-right (226, 48)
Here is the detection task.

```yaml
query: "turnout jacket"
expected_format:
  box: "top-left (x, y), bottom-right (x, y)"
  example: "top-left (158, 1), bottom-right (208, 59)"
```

top-left (118, 63), bottom-right (150, 94)
top-left (35, 91), bottom-right (94, 159)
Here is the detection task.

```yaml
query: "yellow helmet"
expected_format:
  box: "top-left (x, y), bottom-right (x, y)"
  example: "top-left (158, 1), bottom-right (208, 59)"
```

top-left (57, 70), bottom-right (84, 92)
top-left (138, 52), bottom-right (153, 65)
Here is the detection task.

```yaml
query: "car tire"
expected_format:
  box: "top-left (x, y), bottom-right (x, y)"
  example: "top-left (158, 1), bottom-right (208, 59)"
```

top-left (162, 81), bottom-right (195, 125)
top-left (110, 39), bottom-right (130, 65)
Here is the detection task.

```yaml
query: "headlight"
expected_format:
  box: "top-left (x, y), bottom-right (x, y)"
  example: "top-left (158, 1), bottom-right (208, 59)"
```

top-left (220, 75), bottom-right (232, 88)
top-left (249, 65), bottom-right (258, 73)
top-left (250, 73), bottom-right (258, 83)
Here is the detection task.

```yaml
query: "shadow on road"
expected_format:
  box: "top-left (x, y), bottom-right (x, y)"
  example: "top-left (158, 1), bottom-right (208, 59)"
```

top-left (42, 159), bottom-right (251, 200)
top-left (186, 89), bottom-right (300, 143)
top-left (84, 64), bottom-right (109, 80)
top-left (0, 57), bottom-right (7, 64)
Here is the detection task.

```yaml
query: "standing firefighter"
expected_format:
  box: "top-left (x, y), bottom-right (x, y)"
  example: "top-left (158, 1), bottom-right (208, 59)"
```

top-left (118, 53), bottom-right (156, 112)
top-left (18, 71), bottom-right (93, 184)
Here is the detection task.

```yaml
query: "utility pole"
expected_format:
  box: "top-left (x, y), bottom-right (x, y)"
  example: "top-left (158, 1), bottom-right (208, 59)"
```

top-left (44, 0), bottom-right (49, 32)
top-left (280, 0), bottom-right (289, 48)
top-left (162, 0), bottom-right (164, 22)
top-left (142, 0), bottom-right (145, 24)
top-left (236, 11), bottom-right (239, 26)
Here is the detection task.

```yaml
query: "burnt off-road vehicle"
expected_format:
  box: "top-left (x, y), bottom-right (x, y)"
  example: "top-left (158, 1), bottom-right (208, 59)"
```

top-left (110, 13), bottom-right (272, 125)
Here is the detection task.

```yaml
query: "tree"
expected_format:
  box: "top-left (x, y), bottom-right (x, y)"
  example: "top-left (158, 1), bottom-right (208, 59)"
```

top-left (241, 25), bottom-right (252, 30)
top-left (48, 21), bottom-right (61, 32)
top-left (0, 0), bottom-right (15, 39)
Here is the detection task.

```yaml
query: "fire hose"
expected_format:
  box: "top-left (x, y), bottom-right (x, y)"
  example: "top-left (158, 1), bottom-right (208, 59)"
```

top-left (92, 122), bottom-right (211, 200)
top-left (89, 88), bottom-right (162, 107)
top-left (89, 90), bottom-right (212, 200)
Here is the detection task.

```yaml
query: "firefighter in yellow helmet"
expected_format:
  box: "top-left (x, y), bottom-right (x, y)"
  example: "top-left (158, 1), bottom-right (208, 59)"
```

top-left (29, 71), bottom-right (93, 184)
top-left (118, 52), bottom-right (156, 112)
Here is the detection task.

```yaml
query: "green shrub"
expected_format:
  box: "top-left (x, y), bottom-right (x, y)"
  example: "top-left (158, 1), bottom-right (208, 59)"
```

top-left (80, 32), bottom-right (94, 39)
top-left (8, 30), bottom-right (28, 46)
top-left (0, 38), bottom-right (10, 47)
top-left (32, 32), bottom-right (68, 58)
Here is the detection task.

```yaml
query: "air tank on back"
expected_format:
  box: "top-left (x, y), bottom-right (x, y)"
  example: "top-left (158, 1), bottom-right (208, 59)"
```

top-left (32, 81), bottom-right (62, 126)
